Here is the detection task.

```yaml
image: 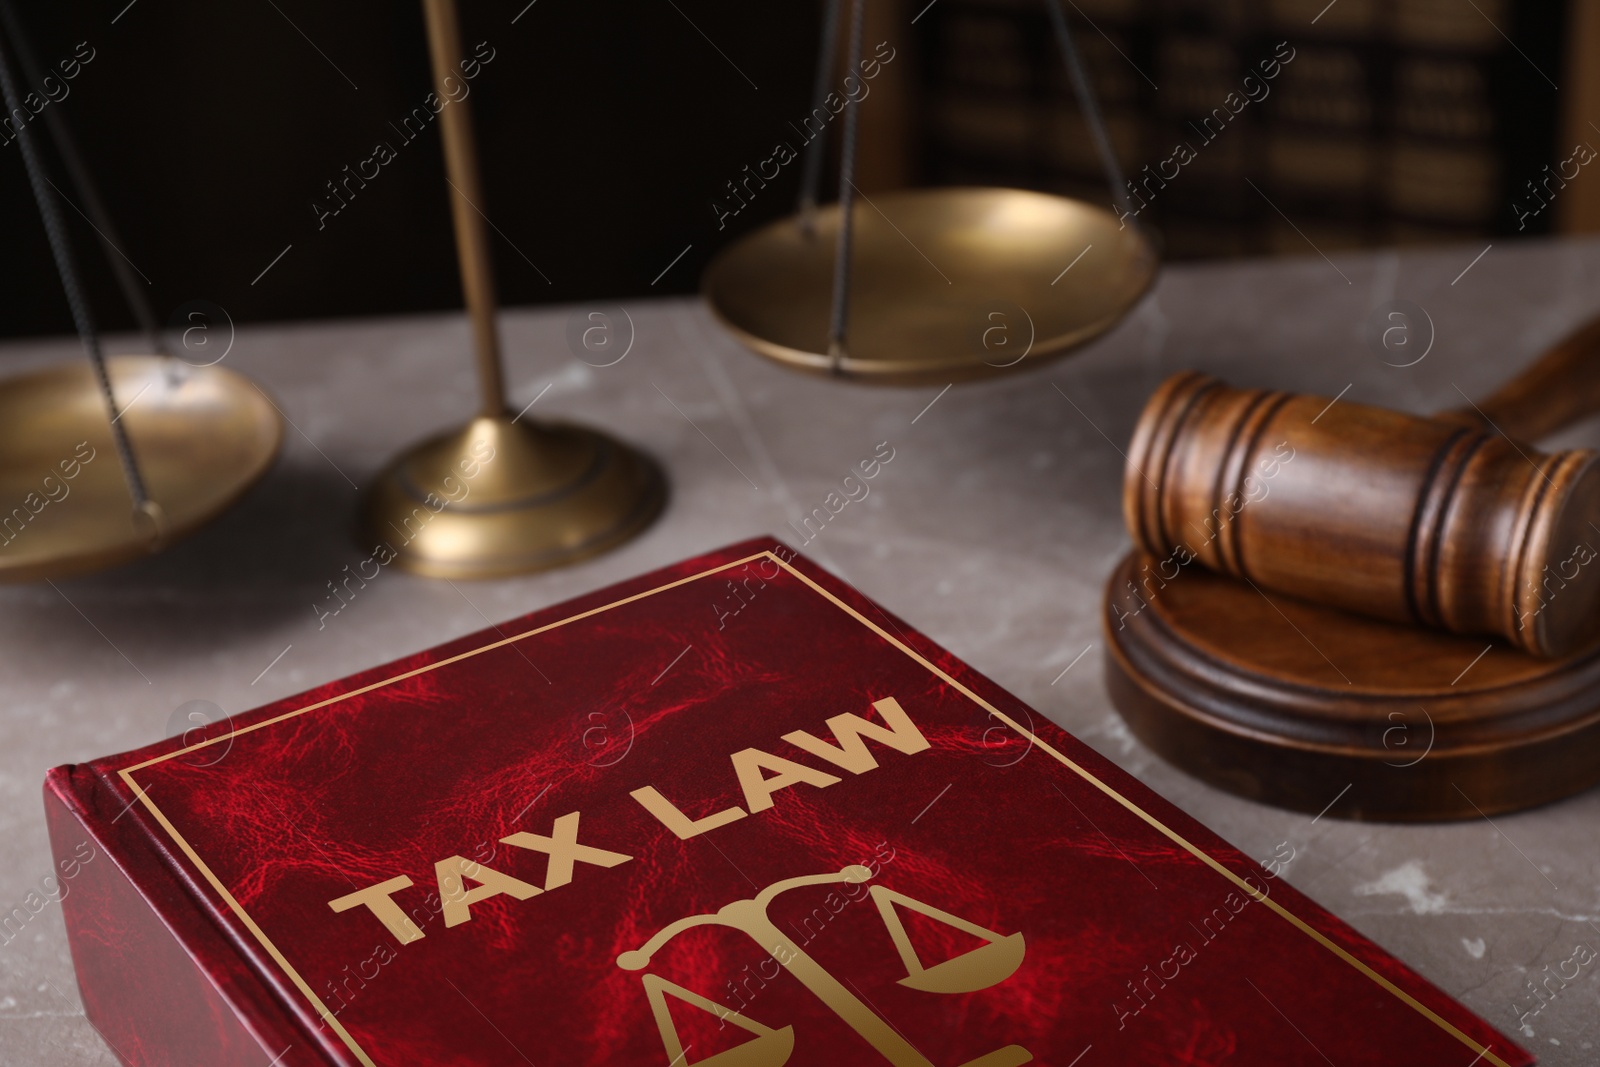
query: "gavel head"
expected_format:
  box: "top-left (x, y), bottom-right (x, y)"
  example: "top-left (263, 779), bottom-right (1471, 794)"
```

top-left (1124, 371), bottom-right (1600, 658)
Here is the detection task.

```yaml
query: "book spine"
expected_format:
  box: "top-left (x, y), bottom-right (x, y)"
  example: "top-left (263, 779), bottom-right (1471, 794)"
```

top-left (43, 765), bottom-right (340, 1067)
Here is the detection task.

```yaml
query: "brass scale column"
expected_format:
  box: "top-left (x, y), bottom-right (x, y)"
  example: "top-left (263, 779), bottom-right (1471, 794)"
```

top-left (361, 0), bottom-right (665, 578)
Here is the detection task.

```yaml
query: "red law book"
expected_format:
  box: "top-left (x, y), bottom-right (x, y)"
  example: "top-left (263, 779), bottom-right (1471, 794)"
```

top-left (44, 538), bottom-right (1531, 1066)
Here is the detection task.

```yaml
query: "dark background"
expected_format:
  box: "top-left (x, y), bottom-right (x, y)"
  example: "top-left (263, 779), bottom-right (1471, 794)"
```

top-left (0, 0), bottom-right (817, 339)
top-left (0, 0), bottom-right (1571, 341)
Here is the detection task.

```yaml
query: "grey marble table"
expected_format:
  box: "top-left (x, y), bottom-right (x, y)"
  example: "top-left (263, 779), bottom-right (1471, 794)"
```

top-left (2, 236), bottom-right (1598, 1065)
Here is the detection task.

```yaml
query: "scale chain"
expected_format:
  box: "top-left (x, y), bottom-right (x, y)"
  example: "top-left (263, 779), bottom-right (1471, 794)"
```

top-left (0, 22), bottom-right (152, 514)
top-left (0, 0), bottom-right (167, 359)
top-left (826, 0), bottom-right (869, 372)
top-left (796, 0), bottom-right (844, 233)
top-left (1045, 0), bottom-right (1137, 225)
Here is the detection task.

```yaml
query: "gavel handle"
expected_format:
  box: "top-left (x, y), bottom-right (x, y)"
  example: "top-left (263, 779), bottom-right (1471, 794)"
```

top-left (1443, 313), bottom-right (1600, 441)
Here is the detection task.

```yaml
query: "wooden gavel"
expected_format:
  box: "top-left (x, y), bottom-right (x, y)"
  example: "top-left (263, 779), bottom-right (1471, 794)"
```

top-left (1124, 316), bottom-right (1600, 658)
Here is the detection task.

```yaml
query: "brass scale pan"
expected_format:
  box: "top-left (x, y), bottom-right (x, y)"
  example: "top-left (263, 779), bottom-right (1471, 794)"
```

top-left (704, 0), bottom-right (1157, 386)
top-left (0, 357), bottom-right (279, 582)
top-left (0, 4), bottom-right (281, 582)
top-left (705, 186), bottom-right (1157, 386)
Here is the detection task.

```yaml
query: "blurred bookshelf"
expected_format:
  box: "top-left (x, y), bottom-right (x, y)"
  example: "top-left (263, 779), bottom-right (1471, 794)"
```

top-left (912, 0), bottom-right (1574, 258)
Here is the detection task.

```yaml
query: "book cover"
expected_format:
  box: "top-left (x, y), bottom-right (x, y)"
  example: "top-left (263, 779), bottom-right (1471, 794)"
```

top-left (44, 537), bottom-right (1532, 1066)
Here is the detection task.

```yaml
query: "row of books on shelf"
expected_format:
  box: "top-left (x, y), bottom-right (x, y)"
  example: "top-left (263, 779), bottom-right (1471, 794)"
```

top-left (965, 0), bottom-right (1514, 51)
top-left (937, 156), bottom-right (1499, 256)
top-left (918, 0), bottom-right (1552, 254)
top-left (940, 16), bottom-right (1502, 135)
top-left (930, 99), bottom-right (1500, 223)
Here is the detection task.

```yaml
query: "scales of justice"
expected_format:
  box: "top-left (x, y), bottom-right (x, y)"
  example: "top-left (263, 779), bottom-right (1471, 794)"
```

top-left (618, 866), bottom-right (1032, 1067)
top-left (0, 0), bottom-right (667, 583)
top-left (0, 0), bottom-right (1149, 581)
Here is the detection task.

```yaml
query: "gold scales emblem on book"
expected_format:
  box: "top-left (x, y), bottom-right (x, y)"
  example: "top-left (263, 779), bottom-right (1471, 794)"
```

top-left (617, 865), bottom-right (1032, 1067)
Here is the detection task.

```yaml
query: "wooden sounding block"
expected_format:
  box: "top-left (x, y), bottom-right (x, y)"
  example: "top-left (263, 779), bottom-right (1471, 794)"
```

top-left (1104, 315), bottom-right (1600, 819)
top-left (1104, 553), bottom-right (1600, 820)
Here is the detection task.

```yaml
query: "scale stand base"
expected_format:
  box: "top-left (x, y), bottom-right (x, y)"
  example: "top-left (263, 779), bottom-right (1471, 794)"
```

top-left (359, 415), bottom-right (665, 580)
